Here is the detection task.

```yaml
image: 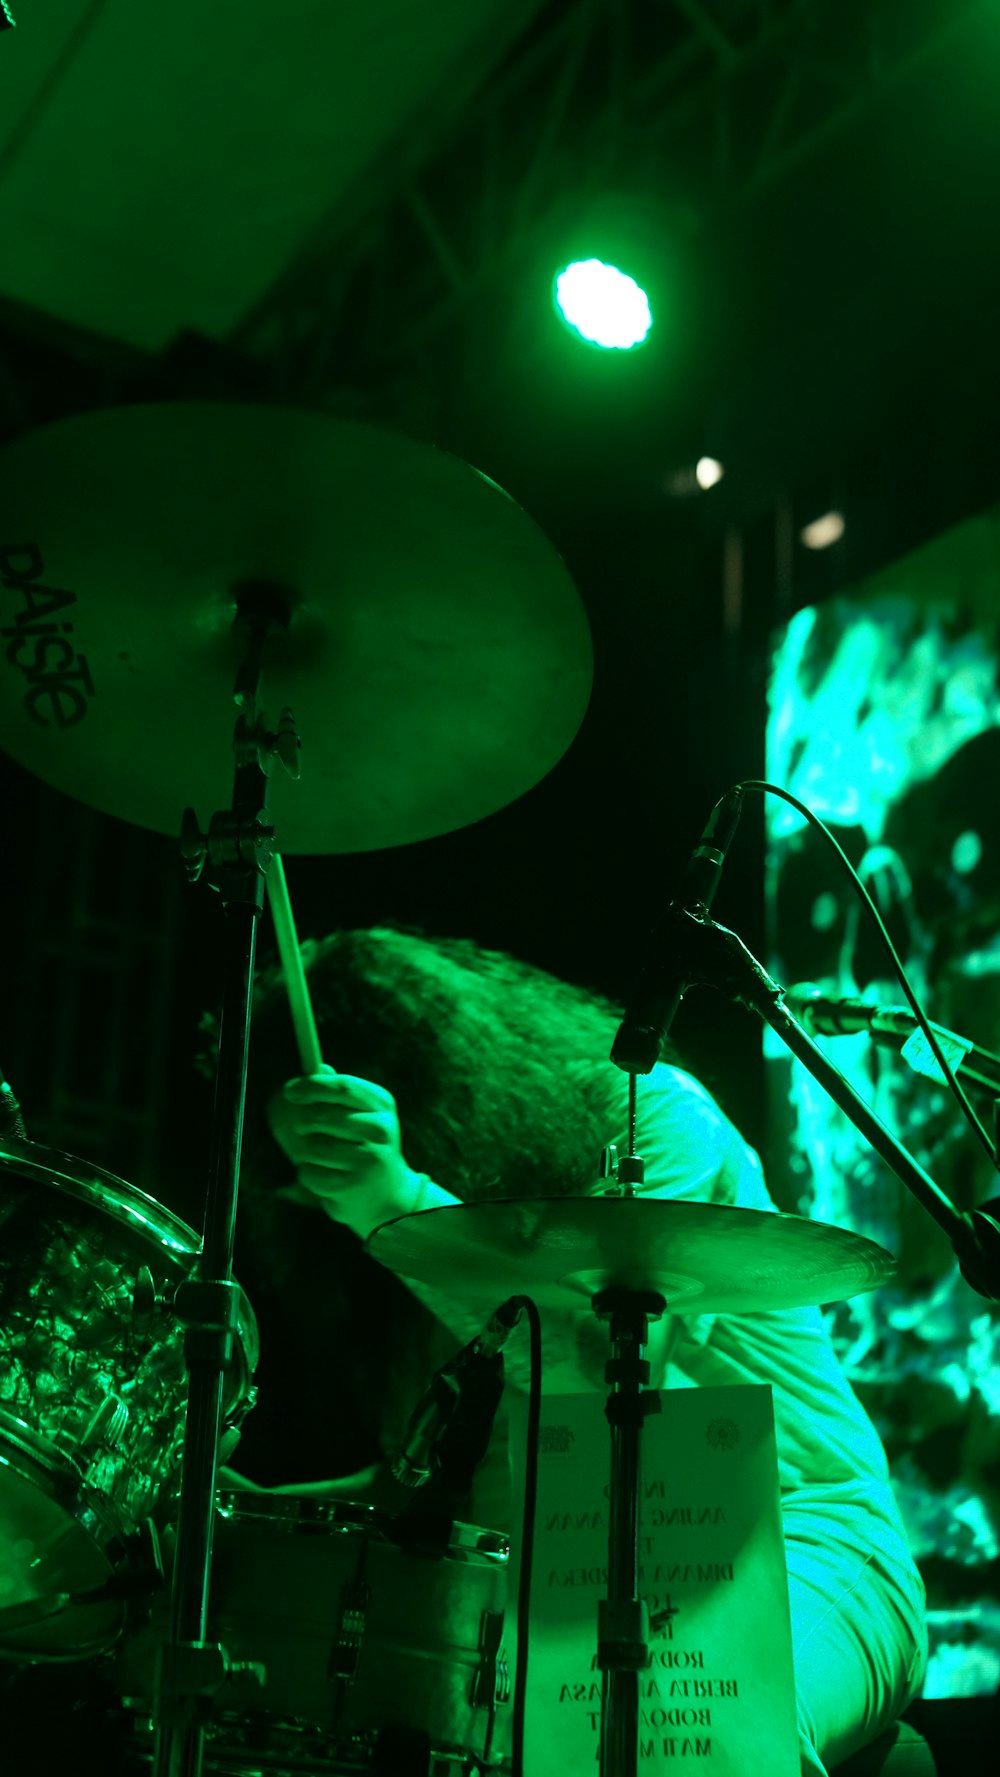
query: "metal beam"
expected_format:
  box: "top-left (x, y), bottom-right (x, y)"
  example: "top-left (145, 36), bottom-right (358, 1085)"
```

top-left (232, 0), bottom-right (990, 415)
top-left (0, 0), bottom-right (989, 434)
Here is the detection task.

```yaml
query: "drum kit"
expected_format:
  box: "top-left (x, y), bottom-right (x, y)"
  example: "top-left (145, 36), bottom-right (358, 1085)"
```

top-left (0, 403), bottom-right (994, 1777)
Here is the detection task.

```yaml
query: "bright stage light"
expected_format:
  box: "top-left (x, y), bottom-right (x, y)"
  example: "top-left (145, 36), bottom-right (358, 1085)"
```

top-left (553, 258), bottom-right (653, 350)
top-left (695, 456), bottom-right (724, 490)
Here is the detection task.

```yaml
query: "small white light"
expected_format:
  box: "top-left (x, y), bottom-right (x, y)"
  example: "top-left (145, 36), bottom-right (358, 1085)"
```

top-left (951, 830), bottom-right (983, 875)
top-left (665, 457), bottom-right (724, 497)
top-left (800, 511), bottom-right (845, 550)
top-left (695, 456), bottom-right (724, 490)
top-left (810, 891), bottom-right (840, 932)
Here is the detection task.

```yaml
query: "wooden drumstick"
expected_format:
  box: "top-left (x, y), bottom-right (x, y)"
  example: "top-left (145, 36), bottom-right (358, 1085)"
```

top-left (266, 854), bottom-right (325, 1075)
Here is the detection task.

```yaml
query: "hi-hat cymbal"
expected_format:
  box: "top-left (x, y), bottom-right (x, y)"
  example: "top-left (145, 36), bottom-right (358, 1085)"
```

top-left (367, 1196), bottom-right (895, 1313)
top-left (0, 404), bottom-right (592, 854)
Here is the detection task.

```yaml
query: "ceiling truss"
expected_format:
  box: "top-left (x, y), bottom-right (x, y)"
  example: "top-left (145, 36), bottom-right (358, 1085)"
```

top-left (0, 0), bottom-right (989, 435)
top-left (231, 0), bottom-right (987, 416)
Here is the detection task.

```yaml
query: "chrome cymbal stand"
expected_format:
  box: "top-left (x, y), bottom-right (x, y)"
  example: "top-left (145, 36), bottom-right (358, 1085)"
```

top-left (593, 1077), bottom-right (667, 1777)
top-left (153, 584), bottom-right (298, 1777)
top-left (593, 1285), bottom-right (666, 1777)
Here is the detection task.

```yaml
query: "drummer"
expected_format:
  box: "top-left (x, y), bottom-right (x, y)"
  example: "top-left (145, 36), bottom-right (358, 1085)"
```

top-left (217, 924), bottom-right (928, 1777)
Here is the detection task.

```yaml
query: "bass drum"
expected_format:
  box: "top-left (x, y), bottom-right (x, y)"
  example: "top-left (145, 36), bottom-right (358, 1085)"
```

top-left (0, 1140), bottom-right (258, 1661)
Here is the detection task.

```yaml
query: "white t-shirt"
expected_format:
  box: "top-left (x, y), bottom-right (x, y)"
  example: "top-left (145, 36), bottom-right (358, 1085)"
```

top-left (405, 1063), bottom-right (918, 1584)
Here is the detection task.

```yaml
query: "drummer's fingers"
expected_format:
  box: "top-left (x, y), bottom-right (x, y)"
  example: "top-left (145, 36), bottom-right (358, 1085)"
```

top-left (275, 1125), bottom-right (393, 1167)
top-left (269, 1100), bottom-right (396, 1145)
top-left (286, 1137), bottom-right (368, 1173)
top-left (295, 1162), bottom-right (362, 1197)
top-left (282, 1071), bottom-right (395, 1113)
top-left (285, 1108), bottom-right (396, 1137)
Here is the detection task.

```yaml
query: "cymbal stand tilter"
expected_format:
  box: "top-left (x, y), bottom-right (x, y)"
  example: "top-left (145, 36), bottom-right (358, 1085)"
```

top-left (154, 583), bottom-right (299, 1777)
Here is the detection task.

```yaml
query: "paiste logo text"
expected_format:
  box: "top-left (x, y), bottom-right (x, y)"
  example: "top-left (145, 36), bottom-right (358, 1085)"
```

top-left (1, 543), bottom-right (95, 727)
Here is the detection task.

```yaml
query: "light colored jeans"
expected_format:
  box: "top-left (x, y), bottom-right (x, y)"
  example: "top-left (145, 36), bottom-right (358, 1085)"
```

top-left (787, 1536), bottom-right (929, 1775)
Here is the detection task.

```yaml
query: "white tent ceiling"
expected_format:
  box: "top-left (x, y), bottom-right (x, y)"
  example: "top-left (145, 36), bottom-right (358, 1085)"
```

top-left (0, 0), bottom-right (541, 352)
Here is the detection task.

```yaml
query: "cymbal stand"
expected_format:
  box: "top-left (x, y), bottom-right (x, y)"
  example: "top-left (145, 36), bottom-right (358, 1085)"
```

top-left (593, 1286), bottom-right (666, 1777)
top-left (594, 1076), bottom-right (666, 1777)
top-left (154, 585), bottom-right (298, 1777)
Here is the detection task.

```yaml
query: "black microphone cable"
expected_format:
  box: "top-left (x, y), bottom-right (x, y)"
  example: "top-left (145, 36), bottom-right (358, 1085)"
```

top-left (389, 1290), bottom-right (541, 1777)
top-left (611, 776), bottom-right (995, 1166)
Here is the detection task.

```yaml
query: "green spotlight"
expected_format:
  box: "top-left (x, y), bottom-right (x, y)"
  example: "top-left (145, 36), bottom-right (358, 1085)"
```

top-left (553, 257), bottom-right (652, 350)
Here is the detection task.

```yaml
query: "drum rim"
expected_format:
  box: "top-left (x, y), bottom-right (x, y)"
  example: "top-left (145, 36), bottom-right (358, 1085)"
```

top-left (0, 1415), bottom-right (132, 1660)
top-left (0, 1138), bottom-right (196, 1253)
top-left (0, 1406), bottom-right (92, 1491)
top-left (215, 1489), bottom-right (510, 1561)
top-left (0, 1407), bottom-right (141, 1554)
top-left (0, 1138), bottom-right (260, 1376)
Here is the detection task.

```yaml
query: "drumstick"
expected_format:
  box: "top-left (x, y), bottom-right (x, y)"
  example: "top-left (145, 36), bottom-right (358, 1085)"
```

top-left (266, 853), bottom-right (325, 1075)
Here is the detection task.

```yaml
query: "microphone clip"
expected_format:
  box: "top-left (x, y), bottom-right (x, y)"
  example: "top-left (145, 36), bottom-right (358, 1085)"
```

top-left (611, 908), bottom-right (782, 1075)
top-left (392, 1300), bottom-right (523, 1491)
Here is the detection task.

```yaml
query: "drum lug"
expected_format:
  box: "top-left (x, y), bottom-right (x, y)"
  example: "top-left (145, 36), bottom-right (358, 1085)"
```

top-left (222, 1382), bottom-right (258, 1440)
top-left (329, 1576), bottom-right (371, 1681)
top-left (157, 1640), bottom-right (266, 1709)
top-left (81, 1393), bottom-right (129, 1452)
top-left (130, 1264), bottom-right (161, 1350)
top-left (471, 1609), bottom-right (509, 1709)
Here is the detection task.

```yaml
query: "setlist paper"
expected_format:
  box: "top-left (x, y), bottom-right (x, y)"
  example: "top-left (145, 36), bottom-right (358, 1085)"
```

top-left (506, 1383), bottom-right (800, 1774)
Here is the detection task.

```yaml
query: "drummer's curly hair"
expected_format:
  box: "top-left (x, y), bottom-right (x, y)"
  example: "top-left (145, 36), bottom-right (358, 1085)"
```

top-left (206, 925), bottom-right (678, 1482)
top-left (243, 923), bottom-right (649, 1200)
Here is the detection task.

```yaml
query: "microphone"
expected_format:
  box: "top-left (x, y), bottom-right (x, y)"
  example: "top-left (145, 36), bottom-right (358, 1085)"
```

top-left (782, 984), bottom-right (915, 1038)
top-left (611, 785), bottom-right (745, 1074)
top-left (392, 1297), bottom-right (524, 1489)
top-left (783, 984), bottom-right (1000, 1096)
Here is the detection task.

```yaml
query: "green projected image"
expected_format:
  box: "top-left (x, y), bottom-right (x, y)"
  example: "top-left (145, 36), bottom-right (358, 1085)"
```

top-left (552, 257), bottom-right (653, 350)
top-left (765, 515), bottom-right (1000, 1700)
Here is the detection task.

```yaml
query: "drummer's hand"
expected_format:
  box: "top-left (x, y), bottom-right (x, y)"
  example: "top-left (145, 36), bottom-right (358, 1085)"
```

top-left (266, 1065), bottom-right (423, 1239)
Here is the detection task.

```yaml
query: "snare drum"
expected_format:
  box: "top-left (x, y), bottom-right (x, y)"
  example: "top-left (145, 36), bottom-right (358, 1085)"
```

top-left (0, 1140), bottom-right (258, 1661)
top-left (117, 1490), bottom-right (511, 1775)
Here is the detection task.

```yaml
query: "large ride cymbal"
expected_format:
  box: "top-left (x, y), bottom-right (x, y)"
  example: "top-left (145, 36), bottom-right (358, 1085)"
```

top-left (367, 1196), bottom-right (895, 1313)
top-left (0, 404), bottom-right (592, 854)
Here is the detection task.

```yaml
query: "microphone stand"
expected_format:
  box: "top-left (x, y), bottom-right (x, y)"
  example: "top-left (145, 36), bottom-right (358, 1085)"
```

top-left (656, 905), bottom-right (1000, 1301)
top-left (152, 585), bottom-right (298, 1777)
top-left (655, 904), bottom-right (1000, 1777)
